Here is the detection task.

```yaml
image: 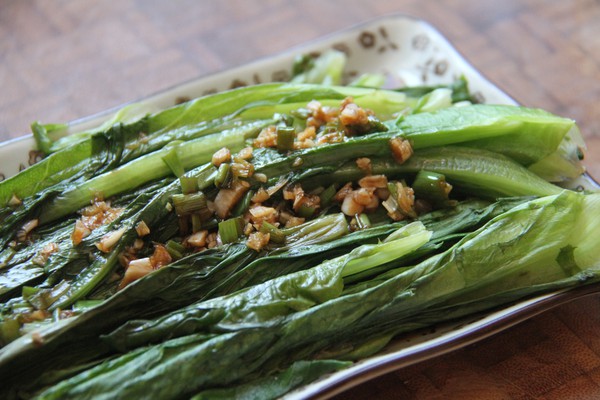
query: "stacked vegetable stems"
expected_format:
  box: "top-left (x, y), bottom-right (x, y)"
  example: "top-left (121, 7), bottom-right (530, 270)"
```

top-left (0, 53), bottom-right (598, 399)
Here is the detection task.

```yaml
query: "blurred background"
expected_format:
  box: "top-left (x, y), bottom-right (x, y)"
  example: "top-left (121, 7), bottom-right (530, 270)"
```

top-left (2, 1), bottom-right (600, 398)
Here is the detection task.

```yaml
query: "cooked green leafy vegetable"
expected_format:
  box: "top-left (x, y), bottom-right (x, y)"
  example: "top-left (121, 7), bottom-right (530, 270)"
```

top-left (0, 50), bottom-right (597, 399)
top-left (33, 191), bottom-right (600, 400)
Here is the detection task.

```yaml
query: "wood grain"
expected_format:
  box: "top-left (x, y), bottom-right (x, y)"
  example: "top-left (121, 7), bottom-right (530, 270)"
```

top-left (1, 1), bottom-right (600, 398)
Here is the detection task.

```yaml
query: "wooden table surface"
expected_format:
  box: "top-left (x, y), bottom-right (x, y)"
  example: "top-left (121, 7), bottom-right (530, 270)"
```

top-left (2, 1), bottom-right (600, 399)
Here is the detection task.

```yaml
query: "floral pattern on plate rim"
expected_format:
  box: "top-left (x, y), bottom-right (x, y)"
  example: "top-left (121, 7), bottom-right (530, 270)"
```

top-left (0, 19), bottom-right (483, 181)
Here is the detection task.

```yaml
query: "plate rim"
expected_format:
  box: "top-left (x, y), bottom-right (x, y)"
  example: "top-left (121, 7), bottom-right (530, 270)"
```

top-left (294, 282), bottom-right (600, 399)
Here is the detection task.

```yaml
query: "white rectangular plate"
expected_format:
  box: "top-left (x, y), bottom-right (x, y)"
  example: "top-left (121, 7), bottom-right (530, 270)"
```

top-left (1, 14), bottom-right (596, 400)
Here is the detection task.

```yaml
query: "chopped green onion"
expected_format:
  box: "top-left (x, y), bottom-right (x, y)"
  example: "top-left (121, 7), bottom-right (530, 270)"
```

top-left (276, 126), bottom-right (296, 152)
top-left (161, 147), bottom-right (185, 178)
top-left (412, 170), bottom-right (452, 208)
top-left (319, 184), bottom-right (337, 207)
top-left (232, 190), bottom-right (254, 217)
top-left (191, 214), bottom-right (203, 233)
top-left (387, 181), bottom-right (399, 199)
top-left (218, 217), bottom-right (244, 244)
top-left (297, 204), bottom-right (316, 218)
top-left (171, 192), bottom-right (208, 216)
top-left (356, 213), bottom-right (371, 230)
top-left (179, 176), bottom-right (198, 195)
top-left (194, 165), bottom-right (217, 191)
top-left (165, 240), bottom-right (185, 260)
top-left (214, 163), bottom-right (232, 189)
top-left (260, 221), bottom-right (286, 244)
